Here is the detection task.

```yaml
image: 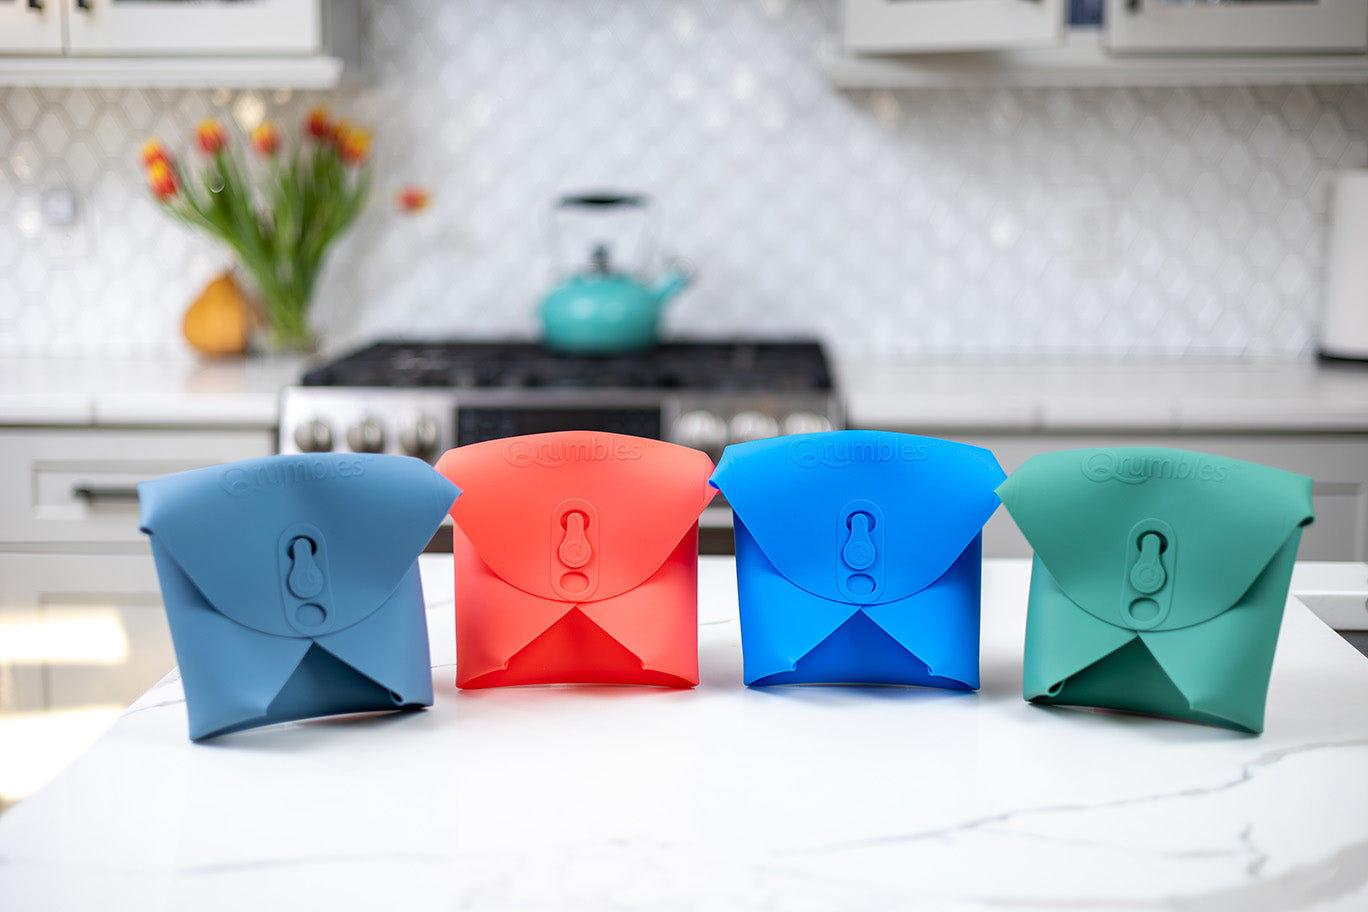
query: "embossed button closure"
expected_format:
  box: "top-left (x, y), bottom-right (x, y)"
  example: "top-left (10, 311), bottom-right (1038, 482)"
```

top-left (287, 537), bottom-right (324, 598)
top-left (558, 511), bottom-right (592, 568)
top-left (1130, 532), bottom-right (1167, 595)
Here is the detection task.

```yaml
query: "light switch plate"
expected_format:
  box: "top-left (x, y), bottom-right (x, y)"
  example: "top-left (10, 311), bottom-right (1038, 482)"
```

top-left (41, 188), bottom-right (91, 262)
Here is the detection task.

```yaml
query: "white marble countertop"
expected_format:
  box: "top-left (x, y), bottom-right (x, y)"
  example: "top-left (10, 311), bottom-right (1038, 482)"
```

top-left (1, 556), bottom-right (1366, 911)
top-left (840, 357), bottom-right (1368, 432)
top-left (0, 355), bottom-right (303, 426)
top-left (4, 353), bottom-right (1368, 433)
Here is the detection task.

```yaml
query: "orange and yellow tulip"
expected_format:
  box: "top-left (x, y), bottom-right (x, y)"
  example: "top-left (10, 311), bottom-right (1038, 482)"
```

top-left (335, 121), bottom-right (372, 166)
top-left (146, 159), bottom-right (178, 200)
top-left (396, 185), bottom-right (431, 212)
top-left (195, 118), bottom-right (228, 155)
top-left (251, 122), bottom-right (281, 157)
top-left (306, 105), bottom-right (334, 141)
top-left (140, 138), bottom-right (171, 169)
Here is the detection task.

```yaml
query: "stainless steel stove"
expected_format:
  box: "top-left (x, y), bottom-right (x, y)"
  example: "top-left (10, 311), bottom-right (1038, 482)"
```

top-left (278, 340), bottom-right (843, 465)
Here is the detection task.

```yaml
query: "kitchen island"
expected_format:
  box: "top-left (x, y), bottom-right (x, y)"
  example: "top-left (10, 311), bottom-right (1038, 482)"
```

top-left (1, 556), bottom-right (1366, 911)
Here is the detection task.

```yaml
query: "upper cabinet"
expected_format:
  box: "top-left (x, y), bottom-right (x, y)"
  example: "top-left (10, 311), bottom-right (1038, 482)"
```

top-left (0, 0), bottom-right (64, 53)
top-left (0, 0), bottom-right (360, 88)
top-left (831, 0), bottom-right (1368, 87)
top-left (63, 0), bottom-right (322, 55)
top-left (844, 0), bottom-right (1065, 54)
top-left (1105, 0), bottom-right (1367, 55)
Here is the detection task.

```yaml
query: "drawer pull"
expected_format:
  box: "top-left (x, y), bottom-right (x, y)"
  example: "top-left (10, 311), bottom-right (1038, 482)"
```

top-left (72, 485), bottom-right (141, 503)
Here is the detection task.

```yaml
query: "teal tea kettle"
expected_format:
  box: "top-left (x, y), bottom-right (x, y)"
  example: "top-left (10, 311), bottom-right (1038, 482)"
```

top-left (539, 193), bottom-right (692, 354)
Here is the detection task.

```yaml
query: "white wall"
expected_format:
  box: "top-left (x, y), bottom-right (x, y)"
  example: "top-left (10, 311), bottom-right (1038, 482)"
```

top-left (1, 0), bottom-right (1364, 364)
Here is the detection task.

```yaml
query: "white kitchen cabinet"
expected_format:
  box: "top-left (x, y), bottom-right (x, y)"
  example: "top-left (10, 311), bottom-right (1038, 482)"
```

top-left (0, 553), bottom-right (168, 715)
top-left (947, 433), bottom-right (1368, 561)
top-left (0, 0), bottom-right (320, 56)
top-left (1105, 0), bottom-right (1368, 55)
top-left (843, 0), bottom-right (1065, 54)
top-left (832, 0), bottom-right (1368, 87)
top-left (0, 0), bottom-right (358, 88)
top-left (63, 0), bottom-right (320, 56)
top-left (0, 425), bottom-right (272, 717)
top-left (0, 0), bottom-right (63, 53)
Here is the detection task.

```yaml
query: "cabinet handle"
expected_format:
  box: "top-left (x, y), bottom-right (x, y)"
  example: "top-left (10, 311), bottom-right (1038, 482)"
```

top-left (1127, 0), bottom-right (1141, 11)
top-left (27, 0), bottom-right (43, 11)
top-left (72, 485), bottom-right (140, 503)
top-left (75, 0), bottom-right (91, 11)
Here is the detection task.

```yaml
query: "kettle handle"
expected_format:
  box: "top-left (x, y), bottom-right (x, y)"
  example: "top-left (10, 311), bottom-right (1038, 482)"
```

top-left (556, 193), bottom-right (649, 210)
top-left (548, 192), bottom-right (656, 275)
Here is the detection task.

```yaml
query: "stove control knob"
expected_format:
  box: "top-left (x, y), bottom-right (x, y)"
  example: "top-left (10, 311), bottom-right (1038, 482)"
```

top-left (293, 419), bottom-right (334, 453)
top-left (346, 418), bottom-right (386, 454)
top-left (397, 415), bottom-right (440, 461)
top-left (674, 410), bottom-right (729, 451)
top-left (729, 411), bottom-right (781, 443)
top-left (782, 412), bottom-right (834, 436)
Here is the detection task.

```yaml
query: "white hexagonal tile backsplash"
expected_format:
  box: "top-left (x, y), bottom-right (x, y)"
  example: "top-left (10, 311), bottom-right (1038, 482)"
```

top-left (1, 0), bottom-right (1366, 363)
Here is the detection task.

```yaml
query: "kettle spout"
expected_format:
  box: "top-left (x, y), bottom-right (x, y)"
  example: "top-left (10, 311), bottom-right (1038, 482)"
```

top-left (651, 261), bottom-right (693, 305)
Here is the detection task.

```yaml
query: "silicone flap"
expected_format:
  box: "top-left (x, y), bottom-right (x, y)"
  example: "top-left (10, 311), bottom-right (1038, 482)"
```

top-left (139, 454), bottom-right (459, 638)
top-left (997, 447), bottom-right (1314, 632)
top-left (436, 432), bottom-right (716, 601)
top-left (710, 431), bottom-right (1005, 603)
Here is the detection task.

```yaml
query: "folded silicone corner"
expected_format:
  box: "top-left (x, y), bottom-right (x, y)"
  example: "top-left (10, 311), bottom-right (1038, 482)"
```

top-left (436, 432), bottom-right (716, 688)
top-left (451, 523), bottom-right (702, 688)
top-left (711, 431), bottom-right (1005, 688)
top-left (735, 518), bottom-right (982, 688)
top-left (999, 446), bottom-right (1315, 733)
top-left (1021, 538), bottom-right (1297, 733)
top-left (139, 453), bottom-right (459, 739)
top-left (157, 553), bottom-right (435, 740)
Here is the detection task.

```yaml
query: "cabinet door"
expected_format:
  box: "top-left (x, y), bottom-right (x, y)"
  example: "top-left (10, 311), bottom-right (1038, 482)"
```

top-left (0, 0), bottom-right (64, 52)
top-left (64, 0), bottom-right (320, 55)
top-left (844, 0), bottom-right (1065, 53)
top-left (0, 552), bottom-right (171, 715)
top-left (0, 552), bottom-right (172, 804)
top-left (1105, 0), bottom-right (1368, 54)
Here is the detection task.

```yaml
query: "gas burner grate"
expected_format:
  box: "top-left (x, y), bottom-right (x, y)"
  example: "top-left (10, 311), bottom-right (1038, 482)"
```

top-left (302, 340), bottom-right (833, 392)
